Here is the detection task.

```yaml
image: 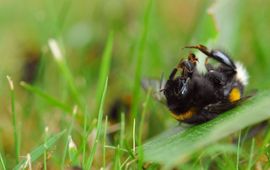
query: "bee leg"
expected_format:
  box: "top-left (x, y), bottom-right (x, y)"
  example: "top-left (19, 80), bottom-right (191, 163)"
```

top-left (185, 44), bottom-right (236, 72)
top-left (206, 70), bottom-right (226, 86)
top-left (168, 68), bottom-right (178, 80)
top-left (178, 60), bottom-right (195, 78)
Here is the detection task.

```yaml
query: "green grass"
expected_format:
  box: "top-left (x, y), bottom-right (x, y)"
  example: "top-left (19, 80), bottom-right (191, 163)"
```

top-left (14, 130), bottom-right (66, 169)
top-left (1, 0), bottom-right (270, 169)
top-left (20, 81), bottom-right (71, 112)
top-left (61, 106), bottom-right (77, 169)
top-left (0, 151), bottom-right (6, 170)
top-left (131, 0), bottom-right (152, 119)
top-left (142, 91), bottom-right (270, 168)
top-left (85, 77), bottom-right (108, 169)
top-left (236, 131), bottom-right (241, 170)
top-left (43, 127), bottom-right (48, 170)
top-left (6, 76), bottom-right (20, 164)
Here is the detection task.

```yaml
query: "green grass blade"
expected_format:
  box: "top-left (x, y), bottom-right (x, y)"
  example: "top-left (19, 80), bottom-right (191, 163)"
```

top-left (236, 131), bottom-right (241, 170)
top-left (138, 89), bottom-right (151, 168)
top-left (85, 77), bottom-right (108, 169)
top-left (131, 0), bottom-right (152, 118)
top-left (247, 138), bottom-right (255, 170)
top-left (95, 32), bottom-right (113, 112)
top-left (113, 145), bottom-right (121, 170)
top-left (120, 113), bottom-right (125, 148)
top-left (142, 91), bottom-right (270, 168)
top-left (209, 0), bottom-right (244, 52)
top-left (14, 130), bottom-right (66, 170)
top-left (48, 39), bottom-right (82, 107)
top-left (20, 81), bottom-right (71, 112)
top-left (68, 136), bottom-right (80, 167)
top-left (43, 127), bottom-right (49, 170)
top-left (61, 106), bottom-right (78, 169)
top-left (7, 76), bottom-right (20, 164)
top-left (102, 116), bottom-right (108, 168)
top-left (82, 108), bottom-right (88, 166)
top-left (191, 9), bottom-right (218, 44)
top-left (82, 32), bottom-right (113, 165)
top-left (0, 152), bottom-right (6, 170)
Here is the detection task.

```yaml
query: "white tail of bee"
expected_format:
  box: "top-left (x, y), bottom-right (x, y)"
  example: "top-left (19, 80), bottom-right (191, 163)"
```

top-left (235, 62), bottom-right (249, 86)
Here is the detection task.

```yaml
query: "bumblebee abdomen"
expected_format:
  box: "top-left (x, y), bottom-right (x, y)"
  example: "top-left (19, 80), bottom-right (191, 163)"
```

top-left (170, 107), bottom-right (197, 121)
top-left (228, 87), bottom-right (241, 102)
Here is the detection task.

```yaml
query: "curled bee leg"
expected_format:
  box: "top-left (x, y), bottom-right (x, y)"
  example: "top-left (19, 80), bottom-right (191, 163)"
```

top-left (185, 44), bottom-right (236, 72)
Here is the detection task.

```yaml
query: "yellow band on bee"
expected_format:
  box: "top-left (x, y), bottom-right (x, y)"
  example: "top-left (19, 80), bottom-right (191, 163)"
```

top-left (229, 87), bottom-right (241, 102)
top-left (171, 108), bottom-right (196, 121)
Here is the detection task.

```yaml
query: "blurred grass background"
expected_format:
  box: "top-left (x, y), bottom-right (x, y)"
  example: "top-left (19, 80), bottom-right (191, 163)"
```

top-left (0, 0), bottom-right (270, 169)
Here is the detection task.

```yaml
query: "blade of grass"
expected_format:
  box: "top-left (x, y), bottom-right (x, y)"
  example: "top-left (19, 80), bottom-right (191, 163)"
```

top-left (247, 138), bottom-right (255, 170)
top-left (236, 131), bottom-right (241, 170)
top-left (209, 0), bottom-right (244, 52)
top-left (14, 130), bottom-right (66, 169)
top-left (82, 31), bottom-right (113, 165)
top-left (104, 145), bottom-right (129, 153)
top-left (0, 152), bottom-right (6, 170)
top-left (48, 38), bottom-right (82, 107)
top-left (20, 81), bottom-right (71, 112)
top-left (138, 89), bottom-right (151, 168)
top-left (132, 118), bottom-right (136, 154)
top-left (95, 31), bottom-right (113, 114)
top-left (85, 77), bottom-right (108, 169)
top-left (117, 113), bottom-right (125, 163)
top-left (142, 91), bottom-right (270, 168)
top-left (120, 113), bottom-right (125, 148)
top-left (61, 106), bottom-right (78, 169)
top-left (82, 106), bottom-right (88, 166)
top-left (43, 127), bottom-right (49, 170)
top-left (113, 145), bottom-right (121, 170)
top-left (7, 76), bottom-right (20, 164)
top-left (102, 116), bottom-right (108, 169)
top-left (131, 0), bottom-right (152, 118)
top-left (57, 0), bottom-right (72, 34)
top-left (68, 136), bottom-right (80, 167)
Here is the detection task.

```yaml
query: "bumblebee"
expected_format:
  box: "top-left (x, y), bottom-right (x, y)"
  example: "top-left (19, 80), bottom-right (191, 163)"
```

top-left (142, 45), bottom-right (249, 124)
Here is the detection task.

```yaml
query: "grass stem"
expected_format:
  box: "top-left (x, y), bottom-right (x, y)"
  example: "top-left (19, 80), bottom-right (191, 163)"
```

top-left (7, 76), bottom-right (20, 164)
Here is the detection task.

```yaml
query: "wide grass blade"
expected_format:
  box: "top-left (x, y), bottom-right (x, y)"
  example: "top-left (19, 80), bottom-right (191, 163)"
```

top-left (142, 91), bottom-right (270, 168)
top-left (209, 0), bottom-right (244, 52)
top-left (14, 130), bottom-right (66, 169)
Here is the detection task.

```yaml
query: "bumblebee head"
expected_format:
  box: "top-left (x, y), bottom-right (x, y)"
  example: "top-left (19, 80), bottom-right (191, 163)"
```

top-left (163, 68), bottom-right (190, 102)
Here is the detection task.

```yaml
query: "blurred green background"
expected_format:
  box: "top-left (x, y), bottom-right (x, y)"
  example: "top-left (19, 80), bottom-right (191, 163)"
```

top-left (0, 0), bottom-right (270, 169)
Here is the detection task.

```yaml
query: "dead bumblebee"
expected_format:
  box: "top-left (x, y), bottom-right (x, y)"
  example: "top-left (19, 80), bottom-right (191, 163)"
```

top-left (142, 45), bottom-right (249, 124)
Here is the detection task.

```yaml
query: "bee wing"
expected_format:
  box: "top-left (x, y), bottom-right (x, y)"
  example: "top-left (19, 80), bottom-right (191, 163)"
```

top-left (141, 76), bottom-right (167, 104)
top-left (203, 96), bottom-right (252, 115)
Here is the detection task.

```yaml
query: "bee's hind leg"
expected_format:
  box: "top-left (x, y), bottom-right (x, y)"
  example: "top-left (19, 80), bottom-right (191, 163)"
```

top-left (185, 44), bottom-right (237, 73)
